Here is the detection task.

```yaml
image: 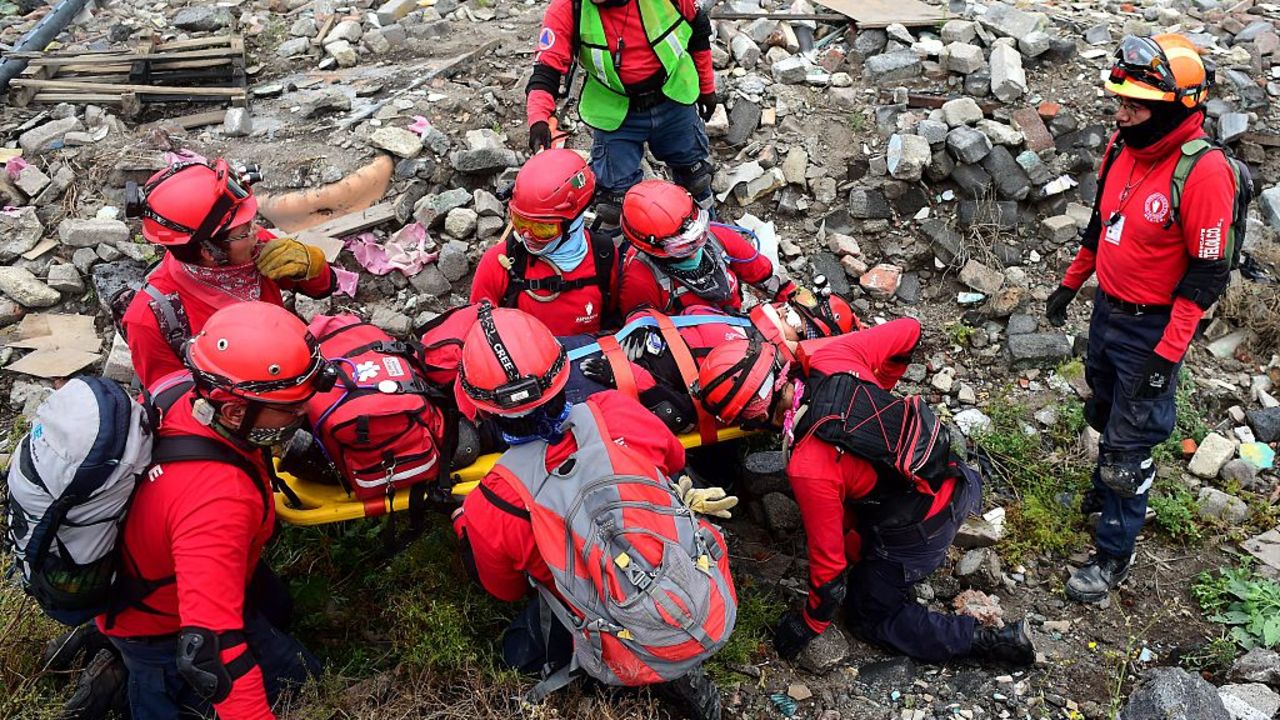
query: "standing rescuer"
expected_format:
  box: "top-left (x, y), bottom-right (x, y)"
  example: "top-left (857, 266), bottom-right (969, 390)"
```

top-left (525, 0), bottom-right (718, 233)
top-left (1044, 34), bottom-right (1235, 604)
top-left (122, 158), bottom-right (336, 388)
top-left (99, 302), bottom-right (329, 719)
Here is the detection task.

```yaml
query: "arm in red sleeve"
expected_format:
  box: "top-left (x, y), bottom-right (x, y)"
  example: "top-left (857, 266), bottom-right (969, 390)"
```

top-left (527, 89), bottom-right (557, 126)
top-left (804, 318), bottom-right (922, 390)
top-left (1060, 246), bottom-right (1097, 291)
top-left (693, 51), bottom-right (715, 94)
top-left (619, 254), bottom-right (666, 317)
top-left (124, 315), bottom-right (185, 389)
top-left (595, 390), bottom-right (685, 475)
top-left (457, 476), bottom-right (537, 602)
top-left (787, 440), bottom-right (858, 634)
top-left (470, 247), bottom-right (510, 306)
top-left (170, 469), bottom-right (272, 720)
top-left (718, 229), bottom-right (775, 287)
top-left (677, 0), bottom-right (714, 94)
top-left (1154, 296), bottom-right (1205, 363)
top-left (526, 0), bottom-right (573, 124)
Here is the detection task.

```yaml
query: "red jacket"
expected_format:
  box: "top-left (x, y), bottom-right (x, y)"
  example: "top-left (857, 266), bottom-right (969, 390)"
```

top-left (98, 377), bottom-right (277, 720)
top-left (619, 227), bottom-right (787, 317)
top-left (786, 319), bottom-right (957, 635)
top-left (1060, 113), bottom-right (1236, 362)
top-left (122, 231), bottom-right (335, 388)
top-left (452, 391), bottom-right (685, 602)
top-left (526, 0), bottom-right (715, 127)
top-left (470, 235), bottom-right (612, 336)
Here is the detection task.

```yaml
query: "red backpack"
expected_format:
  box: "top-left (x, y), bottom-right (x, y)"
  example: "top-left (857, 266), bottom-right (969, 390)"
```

top-left (306, 315), bottom-right (451, 506)
top-left (493, 401), bottom-right (737, 700)
top-left (417, 303), bottom-right (485, 389)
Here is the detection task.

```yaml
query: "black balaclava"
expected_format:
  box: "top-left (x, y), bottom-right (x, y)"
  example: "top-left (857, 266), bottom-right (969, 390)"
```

top-left (1118, 98), bottom-right (1200, 149)
top-left (591, 0), bottom-right (630, 6)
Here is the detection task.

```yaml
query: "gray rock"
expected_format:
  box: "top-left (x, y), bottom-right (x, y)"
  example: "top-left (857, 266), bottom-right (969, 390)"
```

top-left (277, 37), bottom-right (312, 58)
top-left (296, 88), bottom-right (351, 118)
top-left (375, 0), bottom-right (416, 25)
top-left (916, 119), bottom-right (949, 145)
top-left (848, 187), bottom-right (891, 219)
top-left (989, 43), bottom-right (1027, 102)
top-left (955, 547), bottom-right (1003, 591)
top-left (437, 240), bottom-right (470, 282)
top-left (293, 294), bottom-right (332, 323)
top-left (1042, 215), bottom-right (1078, 243)
top-left (45, 263), bottom-right (83, 294)
top-left (731, 34), bottom-right (761, 68)
top-left (964, 70), bottom-right (991, 97)
top-left (960, 259), bottom-right (1004, 295)
top-left (71, 247), bottom-right (98, 275)
top-left (1229, 648), bottom-right (1280, 687)
top-left (324, 19), bottom-right (363, 45)
top-left (978, 2), bottom-right (1042, 41)
top-left (950, 163), bottom-right (994, 199)
top-left (0, 266), bottom-right (60, 308)
top-left (89, 260), bottom-right (146, 316)
top-left (1084, 23), bottom-right (1111, 45)
top-left (981, 146), bottom-right (1032, 200)
top-left (443, 207), bottom-right (478, 239)
top-left (473, 189), bottom-right (503, 218)
top-left (15, 165), bottom-right (50, 197)
top-left (940, 19), bottom-right (976, 44)
top-left (414, 187), bottom-right (472, 227)
top-left (771, 55), bottom-right (808, 84)
top-left (726, 100), bottom-right (762, 147)
top-left (798, 624), bottom-right (850, 674)
top-left (1246, 407), bottom-right (1280, 443)
top-left (942, 97), bottom-right (983, 127)
top-left (102, 332), bottom-right (135, 384)
top-left (942, 42), bottom-right (985, 74)
top-left (1261, 187), bottom-right (1280, 230)
top-left (1189, 432), bottom-right (1236, 479)
top-left (10, 379), bottom-right (53, 418)
top-left (762, 492), bottom-right (802, 535)
top-left (1007, 314), bottom-right (1037, 335)
top-left (1197, 487), bottom-right (1249, 524)
top-left (946, 126), bottom-right (993, 164)
top-left (853, 28), bottom-right (888, 56)
top-left (451, 146), bottom-right (519, 174)
top-left (1225, 69), bottom-right (1268, 110)
top-left (1220, 459), bottom-right (1259, 488)
top-left (325, 40), bottom-right (359, 68)
top-left (921, 218), bottom-right (964, 265)
top-left (0, 297), bottom-right (23, 329)
top-left (370, 305), bottom-right (412, 336)
top-left (172, 6), bottom-right (232, 31)
top-left (1218, 683), bottom-right (1280, 720)
top-left (1017, 150), bottom-right (1054, 185)
top-left (1006, 333), bottom-right (1072, 367)
top-left (958, 198), bottom-right (1018, 229)
top-left (18, 117), bottom-right (83, 155)
top-left (222, 107), bottom-right (252, 137)
top-left (863, 50), bottom-right (922, 84)
top-left (410, 263), bottom-right (452, 297)
top-left (887, 134), bottom-right (931, 181)
top-left (810, 252), bottom-right (852, 296)
top-left (742, 450), bottom-right (789, 496)
top-left (1219, 113), bottom-right (1249, 144)
top-left (955, 515), bottom-right (1004, 548)
top-left (1018, 30), bottom-right (1052, 57)
top-left (1118, 667), bottom-right (1229, 720)
top-left (58, 218), bottom-right (129, 248)
top-left (370, 126), bottom-right (423, 158)
top-left (0, 206), bottom-right (43, 262)
top-left (925, 149), bottom-right (955, 182)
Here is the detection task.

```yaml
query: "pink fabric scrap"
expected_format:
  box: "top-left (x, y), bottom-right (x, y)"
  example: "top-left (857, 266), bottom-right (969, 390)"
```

top-left (332, 267), bottom-right (360, 297)
top-left (5, 157), bottom-right (29, 180)
top-left (344, 224), bottom-right (438, 276)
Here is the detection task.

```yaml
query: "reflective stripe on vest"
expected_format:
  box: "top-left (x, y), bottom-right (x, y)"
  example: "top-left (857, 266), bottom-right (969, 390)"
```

top-left (577, 0), bottom-right (700, 131)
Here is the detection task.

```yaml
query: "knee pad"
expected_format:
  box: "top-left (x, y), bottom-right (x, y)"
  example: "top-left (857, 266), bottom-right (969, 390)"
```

top-left (670, 160), bottom-right (715, 205)
top-left (1099, 455), bottom-right (1155, 498)
top-left (176, 627), bottom-right (252, 703)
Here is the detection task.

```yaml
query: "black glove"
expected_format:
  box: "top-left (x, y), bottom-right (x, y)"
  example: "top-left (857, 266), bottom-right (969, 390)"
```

top-left (1044, 285), bottom-right (1077, 327)
top-left (697, 92), bottom-right (718, 122)
top-left (1133, 353), bottom-right (1177, 399)
top-left (580, 356), bottom-right (616, 388)
top-left (529, 120), bottom-right (553, 153)
top-left (619, 327), bottom-right (660, 361)
top-left (773, 610), bottom-right (819, 661)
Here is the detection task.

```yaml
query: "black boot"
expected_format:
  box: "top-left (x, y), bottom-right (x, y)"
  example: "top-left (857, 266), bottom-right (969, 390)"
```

top-left (41, 624), bottom-right (106, 674)
top-left (653, 665), bottom-right (721, 720)
top-left (1066, 552), bottom-right (1132, 603)
top-left (970, 619), bottom-right (1036, 665)
top-left (58, 648), bottom-right (129, 720)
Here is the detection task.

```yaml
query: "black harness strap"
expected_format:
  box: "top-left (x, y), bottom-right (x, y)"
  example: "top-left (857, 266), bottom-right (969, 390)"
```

top-left (144, 285), bottom-right (192, 359)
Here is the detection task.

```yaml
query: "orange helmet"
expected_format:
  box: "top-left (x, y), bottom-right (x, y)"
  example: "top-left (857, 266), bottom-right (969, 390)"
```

top-left (1105, 34), bottom-right (1211, 108)
top-left (458, 305), bottom-right (568, 416)
top-left (186, 302), bottom-right (329, 405)
top-left (621, 180), bottom-right (710, 259)
top-left (136, 159), bottom-right (259, 246)
top-left (691, 338), bottom-right (783, 425)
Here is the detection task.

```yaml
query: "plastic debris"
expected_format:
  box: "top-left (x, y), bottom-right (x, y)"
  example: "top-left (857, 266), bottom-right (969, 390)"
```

top-left (769, 693), bottom-right (798, 717)
top-left (1240, 442), bottom-right (1275, 470)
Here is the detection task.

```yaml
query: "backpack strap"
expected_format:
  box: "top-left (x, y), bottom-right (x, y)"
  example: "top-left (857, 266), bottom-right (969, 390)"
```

top-left (596, 335), bottom-right (638, 399)
top-left (143, 284), bottom-right (192, 360)
top-left (1082, 133), bottom-right (1126, 252)
top-left (1164, 138), bottom-right (1214, 231)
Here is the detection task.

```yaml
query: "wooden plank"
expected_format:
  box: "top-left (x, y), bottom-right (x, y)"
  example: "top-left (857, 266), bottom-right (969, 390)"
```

top-left (710, 11), bottom-right (846, 20)
top-left (295, 203), bottom-right (397, 246)
top-left (10, 78), bottom-right (247, 97)
top-left (32, 93), bottom-right (125, 104)
top-left (20, 47), bottom-right (243, 66)
top-left (811, 0), bottom-right (946, 28)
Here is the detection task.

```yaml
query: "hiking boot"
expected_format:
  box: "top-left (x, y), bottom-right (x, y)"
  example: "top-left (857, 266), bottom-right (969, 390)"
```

top-left (970, 619), bottom-right (1036, 665)
top-left (58, 648), bottom-right (128, 720)
top-left (654, 665), bottom-right (721, 720)
top-left (1066, 552), bottom-right (1132, 603)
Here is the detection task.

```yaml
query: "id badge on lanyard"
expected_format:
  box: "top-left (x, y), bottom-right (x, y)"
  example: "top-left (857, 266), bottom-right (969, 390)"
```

top-left (1104, 213), bottom-right (1125, 246)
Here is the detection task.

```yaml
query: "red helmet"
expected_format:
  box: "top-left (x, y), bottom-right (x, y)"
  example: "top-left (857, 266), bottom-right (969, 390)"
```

top-left (621, 180), bottom-right (709, 259)
top-left (508, 149), bottom-right (595, 254)
top-left (791, 292), bottom-right (861, 336)
top-left (458, 305), bottom-right (569, 416)
top-left (186, 302), bottom-right (328, 405)
top-left (139, 158), bottom-right (258, 246)
top-left (692, 338), bottom-right (782, 425)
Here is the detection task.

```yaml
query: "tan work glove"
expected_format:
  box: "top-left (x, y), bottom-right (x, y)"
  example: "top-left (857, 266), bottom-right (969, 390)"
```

top-left (255, 237), bottom-right (327, 281)
top-left (674, 475), bottom-right (739, 519)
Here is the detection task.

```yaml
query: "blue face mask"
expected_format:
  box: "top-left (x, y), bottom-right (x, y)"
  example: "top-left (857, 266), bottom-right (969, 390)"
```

top-left (500, 401), bottom-right (573, 446)
top-left (667, 246), bottom-right (704, 272)
top-left (536, 215), bottom-right (588, 271)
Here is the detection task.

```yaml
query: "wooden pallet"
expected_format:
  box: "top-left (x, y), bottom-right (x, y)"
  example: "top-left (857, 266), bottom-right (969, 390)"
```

top-left (8, 35), bottom-right (248, 114)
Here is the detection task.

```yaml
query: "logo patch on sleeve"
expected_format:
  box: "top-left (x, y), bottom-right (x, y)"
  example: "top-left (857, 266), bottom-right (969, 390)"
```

top-left (538, 28), bottom-right (556, 51)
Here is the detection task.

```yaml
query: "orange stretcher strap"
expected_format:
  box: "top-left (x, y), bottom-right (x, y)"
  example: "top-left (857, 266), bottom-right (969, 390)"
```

top-left (597, 335), bottom-right (638, 400)
top-left (651, 313), bottom-right (719, 445)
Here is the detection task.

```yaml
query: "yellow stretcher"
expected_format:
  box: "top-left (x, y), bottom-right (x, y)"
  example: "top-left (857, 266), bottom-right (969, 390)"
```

top-left (273, 426), bottom-right (754, 526)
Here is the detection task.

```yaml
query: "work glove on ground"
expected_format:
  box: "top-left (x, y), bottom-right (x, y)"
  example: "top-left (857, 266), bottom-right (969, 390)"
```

top-left (529, 120), bottom-right (553, 153)
top-left (580, 356), bottom-right (616, 388)
top-left (697, 93), bottom-right (718, 122)
top-left (256, 237), bottom-right (327, 281)
top-left (1044, 285), bottom-right (1077, 327)
top-left (674, 475), bottom-right (738, 519)
top-left (1133, 353), bottom-right (1177, 399)
top-left (773, 610), bottom-right (819, 661)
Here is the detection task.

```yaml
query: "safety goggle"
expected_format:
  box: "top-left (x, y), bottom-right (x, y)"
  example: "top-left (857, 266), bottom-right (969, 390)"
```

top-left (510, 213), bottom-right (564, 253)
top-left (1111, 36), bottom-right (1178, 93)
top-left (659, 208), bottom-right (711, 258)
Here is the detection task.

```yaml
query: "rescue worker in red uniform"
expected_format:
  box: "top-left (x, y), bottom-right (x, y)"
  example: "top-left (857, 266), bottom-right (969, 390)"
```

top-left (692, 319), bottom-right (1037, 665)
top-left (122, 158), bottom-right (336, 388)
top-left (449, 306), bottom-right (732, 720)
top-left (1044, 35), bottom-right (1235, 603)
top-left (471, 149), bottom-right (618, 335)
top-left (618, 180), bottom-right (795, 317)
top-left (99, 302), bottom-right (330, 719)
top-left (526, 0), bottom-right (717, 237)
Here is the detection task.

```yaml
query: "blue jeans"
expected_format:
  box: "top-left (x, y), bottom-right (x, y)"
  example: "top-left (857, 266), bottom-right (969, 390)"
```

top-left (1084, 293), bottom-right (1181, 558)
top-left (590, 100), bottom-right (711, 202)
top-left (844, 462), bottom-right (983, 663)
top-left (109, 609), bottom-right (321, 719)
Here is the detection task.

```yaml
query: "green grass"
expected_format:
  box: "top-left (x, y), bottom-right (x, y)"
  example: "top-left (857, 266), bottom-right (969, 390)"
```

top-left (1147, 477), bottom-right (1204, 544)
top-left (1193, 561), bottom-right (1280, 650)
top-left (705, 577), bottom-right (785, 683)
top-left (944, 322), bottom-right (976, 348)
top-left (0, 582), bottom-right (72, 720)
top-left (973, 392), bottom-right (1093, 561)
top-left (1152, 370), bottom-right (1209, 465)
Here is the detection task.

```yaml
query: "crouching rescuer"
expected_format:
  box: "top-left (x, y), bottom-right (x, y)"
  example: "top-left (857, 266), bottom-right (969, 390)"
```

top-left (449, 306), bottom-right (737, 720)
top-left (99, 302), bottom-right (330, 719)
top-left (692, 319), bottom-right (1037, 666)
